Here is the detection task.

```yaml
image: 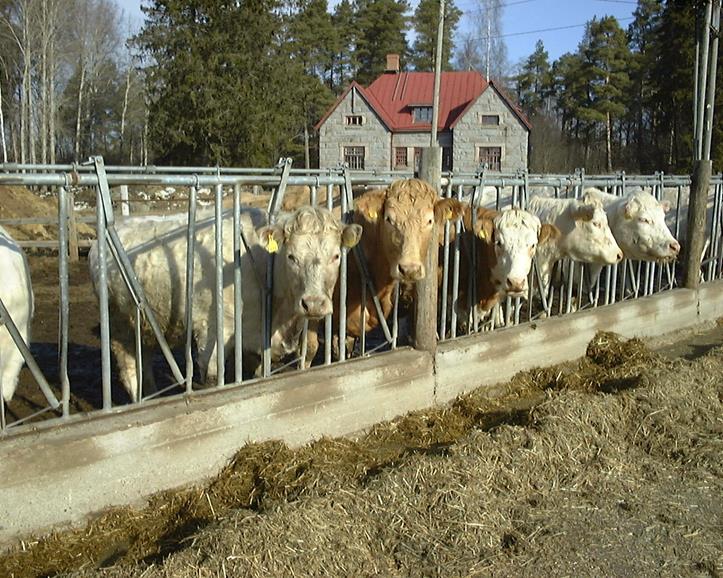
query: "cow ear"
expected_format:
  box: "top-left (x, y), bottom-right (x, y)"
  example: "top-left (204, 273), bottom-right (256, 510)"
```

top-left (660, 199), bottom-right (672, 213)
top-left (257, 224), bottom-right (285, 253)
top-left (434, 198), bottom-right (464, 225)
top-left (538, 223), bottom-right (561, 246)
top-left (355, 189), bottom-right (386, 222)
top-left (571, 202), bottom-right (595, 222)
top-left (473, 211), bottom-right (495, 243)
top-left (341, 223), bottom-right (363, 248)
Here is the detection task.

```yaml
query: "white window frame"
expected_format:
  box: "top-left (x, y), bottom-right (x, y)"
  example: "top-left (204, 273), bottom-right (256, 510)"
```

top-left (343, 145), bottom-right (366, 170)
top-left (476, 144), bottom-right (504, 171)
top-left (345, 115), bottom-right (365, 127)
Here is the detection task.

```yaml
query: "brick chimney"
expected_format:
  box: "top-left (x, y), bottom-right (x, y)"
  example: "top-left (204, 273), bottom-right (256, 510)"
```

top-left (385, 53), bottom-right (400, 73)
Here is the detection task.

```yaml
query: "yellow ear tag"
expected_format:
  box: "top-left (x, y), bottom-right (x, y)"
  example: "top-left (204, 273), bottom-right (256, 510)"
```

top-left (477, 229), bottom-right (486, 240)
top-left (445, 208), bottom-right (453, 220)
top-left (368, 210), bottom-right (377, 220)
top-left (267, 234), bottom-right (279, 254)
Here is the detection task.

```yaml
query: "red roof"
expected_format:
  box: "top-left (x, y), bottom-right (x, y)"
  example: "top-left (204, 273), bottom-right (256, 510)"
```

top-left (366, 71), bottom-right (486, 131)
top-left (315, 71), bottom-right (531, 133)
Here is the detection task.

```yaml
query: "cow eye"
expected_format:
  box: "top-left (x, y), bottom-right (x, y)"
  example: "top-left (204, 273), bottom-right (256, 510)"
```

top-left (638, 217), bottom-right (650, 224)
top-left (385, 215), bottom-right (394, 225)
top-left (593, 222), bottom-right (602, 228)
top-left (427, 217), bottom-right (433, 226)
top-left (332, 253), bottom-right (340, 262)
top-left (287, 254), bottom-right (298, 264)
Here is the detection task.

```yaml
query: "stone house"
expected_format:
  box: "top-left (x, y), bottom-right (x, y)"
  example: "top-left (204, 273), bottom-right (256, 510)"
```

top-left (315, 55), bottom-right (531, 173)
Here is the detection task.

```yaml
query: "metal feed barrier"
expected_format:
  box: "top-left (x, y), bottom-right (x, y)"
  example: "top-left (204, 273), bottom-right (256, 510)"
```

top-left (0, 160), bottom-right (721, 435)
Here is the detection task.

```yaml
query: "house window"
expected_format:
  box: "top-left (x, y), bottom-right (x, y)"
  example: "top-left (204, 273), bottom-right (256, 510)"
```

top-left (478, 146), bottom-right (502, 171)
top-left (414, 147), bottom-right (423, 172)
top-left (345, 115), bottom-right (363, 126)
top-left (480, 114), bottom-right (500, 126)
top-left (394, 147), bottom-right (408, 168)
top-left (442, 147), bottom-right (453, 171)
top-left (344, 146), bottom-right (365, 170)
top-left (412, 106), bottom-right (433, 123)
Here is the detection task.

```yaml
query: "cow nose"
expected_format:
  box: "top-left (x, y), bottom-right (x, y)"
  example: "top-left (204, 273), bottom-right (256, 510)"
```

top-left (506, 277), bottom-right (527, 294)
top-left (300, 295), bottom-right (331, 318)
top-left (670, 240), bottom-right (680, 254)
top-left (616, 251), bottom-right (624, 262)
top-left (398, 262), bottom-right (424, 281)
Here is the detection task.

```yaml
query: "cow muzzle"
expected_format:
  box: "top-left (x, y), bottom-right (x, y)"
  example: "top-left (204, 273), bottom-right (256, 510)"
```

top-left (299, 295), bottom-right (332, 319)
top-left (505, 277), bottom-right (528, 297)
top-left (396, 262), bottom-right (425, 282)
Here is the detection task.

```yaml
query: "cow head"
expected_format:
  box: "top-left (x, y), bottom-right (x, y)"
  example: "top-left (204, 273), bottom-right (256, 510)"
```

top-left (259, 207), bottom-right (362, 319)
top-left (615, 191), bottom-right (680, 261)
top-left (355, 179), bottom-right (464, 282)
top-left (561, 196), bottom-right (623, 265)
top-left (468, 207), bottom-right (560, 298)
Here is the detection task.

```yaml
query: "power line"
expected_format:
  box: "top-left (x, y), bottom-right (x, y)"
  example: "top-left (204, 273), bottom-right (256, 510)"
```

top-left (470, 16), bottom-right (635, 40)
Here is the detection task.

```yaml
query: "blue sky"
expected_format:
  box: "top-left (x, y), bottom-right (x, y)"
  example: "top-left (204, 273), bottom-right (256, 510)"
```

top-left (116, 0), bottom-right (639, 68)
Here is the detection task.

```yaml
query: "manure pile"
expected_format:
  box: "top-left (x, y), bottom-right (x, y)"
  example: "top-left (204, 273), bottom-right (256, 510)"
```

top-left (1, 332), bottom-right (721, 577)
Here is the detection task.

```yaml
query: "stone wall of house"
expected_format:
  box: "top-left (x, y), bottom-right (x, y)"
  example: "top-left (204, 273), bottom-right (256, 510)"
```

top-left (452, 87), bottom-right (529, 174)
top-left (318, 88), bottom-right (390, 171)
top-left (390, 132), bottom-right (452, 171)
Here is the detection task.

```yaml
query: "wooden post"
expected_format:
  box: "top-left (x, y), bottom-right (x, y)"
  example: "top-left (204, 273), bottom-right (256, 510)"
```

top-left (683, 159), bottom-right (712, 288)
top-left (415, 147), bottom-right (441, 353)
top-left (67, 190), bottom-right (79, 263)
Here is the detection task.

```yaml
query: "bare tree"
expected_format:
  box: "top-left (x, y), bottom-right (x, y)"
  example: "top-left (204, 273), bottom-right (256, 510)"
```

top-left (461, 0), bottom-right (509, 82)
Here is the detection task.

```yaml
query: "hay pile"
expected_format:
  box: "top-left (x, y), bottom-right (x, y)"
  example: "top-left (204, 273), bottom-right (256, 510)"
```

top-left (0, 186), bottom-right (94, 241)
top-left (1, 332), bottom-right (721, 577)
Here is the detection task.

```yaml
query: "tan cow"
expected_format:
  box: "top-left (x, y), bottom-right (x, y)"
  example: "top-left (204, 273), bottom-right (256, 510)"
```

top-left (344, 179), bottom-right (464, 337)
top-left (440, 205), bottom-right (560, 324)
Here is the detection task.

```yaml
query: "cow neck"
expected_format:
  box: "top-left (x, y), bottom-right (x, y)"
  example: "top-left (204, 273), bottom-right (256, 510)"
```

top-left (468, 230), bottom-right (500, 313)
top-left (269, 254), bottom-right (305, 356)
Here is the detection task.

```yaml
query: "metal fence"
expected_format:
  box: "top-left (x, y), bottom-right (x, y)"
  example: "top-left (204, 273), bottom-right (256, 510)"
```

top-left (0, 159), bottom-right (721, 435)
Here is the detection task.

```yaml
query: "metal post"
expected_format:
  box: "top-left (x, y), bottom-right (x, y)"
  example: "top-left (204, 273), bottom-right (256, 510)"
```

top-left (184, 185), bottom-right (197, 393)
top-left (67, 189), bottom-right (79, 263)
top-left (214, 183), bottom-right (225, 387)
top-left (233, 183), bottom-right (243, 383)
top-left (119, 184), bottom-right (130, 216)
top-left (58, 185), bottom-right (70, 417)
top-left (95, 184), bottom-right (113, 410)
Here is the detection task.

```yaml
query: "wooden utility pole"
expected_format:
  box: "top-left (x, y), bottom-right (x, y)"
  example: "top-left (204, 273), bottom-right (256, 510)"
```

top-left (415, 0), bottom-right (446, 353)
top-left (685, 0), bottom-right (720, 289)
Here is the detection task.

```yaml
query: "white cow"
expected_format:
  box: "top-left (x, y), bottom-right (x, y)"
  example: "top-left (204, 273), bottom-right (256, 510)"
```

top-left (583, 188), bottom-right (680, 261)
top-left (0, 226), bottom-right (33, 402)
top-left (89, 206), bottom-right (362, 401)
top-left (528, 194), bottom-right (623, 294)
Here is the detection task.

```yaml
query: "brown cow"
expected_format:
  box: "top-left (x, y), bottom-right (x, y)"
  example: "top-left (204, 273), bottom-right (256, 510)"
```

top-left (440, 205), bottom-right (560, 326)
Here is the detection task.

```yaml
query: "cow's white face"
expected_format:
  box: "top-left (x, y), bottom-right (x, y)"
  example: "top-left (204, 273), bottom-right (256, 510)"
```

top-left (475, 209), bottom-right (557, 298)
top-left (615, 192), bottom-right (680, 261)
top-left (564, 200), bottom-right (623, 265)
top-left (259, 207), bottom-right (362, 319)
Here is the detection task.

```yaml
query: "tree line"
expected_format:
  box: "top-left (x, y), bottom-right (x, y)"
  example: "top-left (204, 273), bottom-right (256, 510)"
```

top-left (515, 0), bottom-right (722, 174)
top-left (0, 0), bottom-right (147, 165)
top-left (0, 0), bottom-right (718, 173)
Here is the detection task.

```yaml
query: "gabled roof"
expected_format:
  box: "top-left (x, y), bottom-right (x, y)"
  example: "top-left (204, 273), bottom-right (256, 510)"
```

top-left (315, 70), bottom-right (531, 133)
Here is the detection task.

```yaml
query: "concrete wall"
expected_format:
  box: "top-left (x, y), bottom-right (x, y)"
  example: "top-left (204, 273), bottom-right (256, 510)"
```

top-left (453, 86), bottom-right (529, 174)
top-left (318, 87), bottom-right (390, 171)
top-left (1, 281), bottom-right (721, 546)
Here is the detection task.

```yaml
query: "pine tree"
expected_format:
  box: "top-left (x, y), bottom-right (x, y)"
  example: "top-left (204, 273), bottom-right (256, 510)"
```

top-left (330, 0), bottom-right (357, 91)
top-left (515, 40), bottom-right (553, 116)
top-left (354, 0), bottom-right (409, 85)
top-left (577, 16), bottom-right (631, 171)
top-left (409, 0), bottom-right (462, 71)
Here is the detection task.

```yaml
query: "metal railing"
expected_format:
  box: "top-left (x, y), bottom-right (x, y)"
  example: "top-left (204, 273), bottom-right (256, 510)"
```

top-left (0, 161), bottom-right (720, 435)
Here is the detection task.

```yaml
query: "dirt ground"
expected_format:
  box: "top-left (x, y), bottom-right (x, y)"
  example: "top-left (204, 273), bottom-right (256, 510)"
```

top-left (0, 330), bottom-right (721, 577)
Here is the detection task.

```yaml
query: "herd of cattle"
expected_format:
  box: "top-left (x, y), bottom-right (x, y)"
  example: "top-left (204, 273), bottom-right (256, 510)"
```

top-left (0, 178), bottom-right (681, 405)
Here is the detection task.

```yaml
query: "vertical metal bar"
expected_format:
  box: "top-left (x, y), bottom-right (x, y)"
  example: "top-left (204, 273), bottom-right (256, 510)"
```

top-left (299, 320), bottom-right (308, 369)
top-left (325, 175), bottom-right (333, 365)
top-left (214, 183), bottom-right (225, 387)
top-left (360, 282), bottom-right (366, 355)
top-left (449, 209), bottom-right (462, 339)
top-left (338, 170), bottom-right (350, 361)
top-left (185, 185), bottom-right (197, 393)
top-left (391, 282), bottom-right (399, 349)
top-left (310, 184), bottom-right (318, 207)
top-left (470, 184), bottom-right (479, 333)
top-left (439, 182), bottom-right (453, 340)
top-left (233, 183), bottom-right (243, 383)
top-left (134, 309), bottom-right (143, 401)
top-left (57, 185), bottom-right (70, 417)
top-left (95, 184), bottom-right (112, 410)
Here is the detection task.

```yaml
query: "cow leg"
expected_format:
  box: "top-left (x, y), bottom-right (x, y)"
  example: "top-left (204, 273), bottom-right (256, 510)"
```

top-left (0, 327), bottom-right (25, 402)
top-left (110, 336), bottom-right (142, 403)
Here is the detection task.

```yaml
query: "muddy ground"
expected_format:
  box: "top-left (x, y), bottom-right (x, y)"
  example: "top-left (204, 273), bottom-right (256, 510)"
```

top-left (0, 330), bottom-right (721, 577)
